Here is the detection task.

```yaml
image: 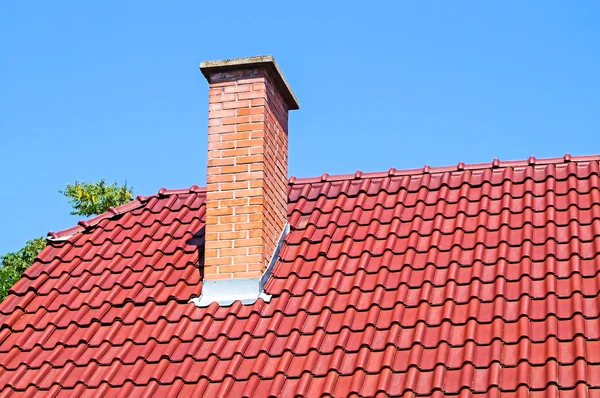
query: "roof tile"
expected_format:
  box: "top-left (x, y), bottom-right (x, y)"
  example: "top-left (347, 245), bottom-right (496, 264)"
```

top-left (2, 156), bottom-right (600, 396)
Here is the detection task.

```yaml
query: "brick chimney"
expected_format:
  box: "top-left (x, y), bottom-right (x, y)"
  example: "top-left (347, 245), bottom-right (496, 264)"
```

top-left (193, 56), bottom-right (298, 305)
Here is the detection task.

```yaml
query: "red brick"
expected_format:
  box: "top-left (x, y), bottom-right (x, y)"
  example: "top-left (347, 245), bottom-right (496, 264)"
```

top-left (236, 107), bottom-right (263, 116)
top-left (208, 118), bottom-right (222, 127)
top-left (237, 123), bottom-right (265, 132)
top-left (204, 232), bottom-right (220, 242)
top-left (222, 132), bottom-right (251, 141)
top-left (219, 264), bottom-right (248, 273)
top-left (209, 93), bottom-right (236, 103)
top-left (247, 246), bottom-right (263, 255)
top-left (204, 224), bottom-right (234, 233)
top-left (208, 141), bottom-right (236, 151)
top-left (219, 231), bottom-right (247, 240)
top-left (221, 165), bottom-right (249, 174)
top-left (207, 158), bottom-right (235, 167)
top-left (222, 116), bottom-right (250, 125)
top-left (208, 125), bottom-right (236, 134)
top-left (207, 174), bottom-right (235, 184)
top-left (235, 238), bottom-right (263, 247)
top-left (204, 249), bottom-right (219, 259)
top-left (235, 139), bottom-right (262, 148)
top-left (205, 256), bottom-right (232, 266)
top-left (222, 100), bottom-right (251, 110)
top-left (249, 197), bottom-right (264, 206)
top-left (206, 206), bottom-right (233, 216)
top-left (249, 163), bottom-right (264, 172)
top-left (207, 166), bottom-right (221, 175)
top-left (235, 188), bottom-right (263, 198)
top-left (220, 181), bottom-right (250, 191)
top-left (235, 205), bottom-right (262, 214)
top-left (218, 198), bottom-right (250, 207)
top-left (237, 155), bottom-right (264, 164)
top-left (209, 109), bottom-right (236, 118)
top-left (207, 240), bottom-right (233, 249)
top-left (203, 216), bottom-right (219, 226)
top-left (238, 77), bottom-right (266, 85)
top-left (224, 85), bottom-right (251, 94)
top-left (233, 172), bottom-right (262, 181)
top-left (248, 229), bottom-right (263, 238)
top-left (237, 91), bottom-right (266, 100)
top-left (203, 266), bottom-right (220, 275)
top-left (232, 271), bottom-right (263, 278)
top-left (206, 190), bottom-right (234, 200)
top-left (219, 248), bottom-right (249, 257)
top-left (221, 148), bottom-right (251, 158)
top-left (218, 215), bottom-right (249, 224)
top-left (246, 263), bottom-right (265, 272)
top-left (250, 114), bottom-right (265, 122)
top-left (232, 255), bottom-right (262, 265)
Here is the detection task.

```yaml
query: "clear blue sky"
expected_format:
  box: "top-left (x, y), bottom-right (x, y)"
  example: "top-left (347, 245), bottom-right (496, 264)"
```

top-left (0, 2), bottom-right (598, 256)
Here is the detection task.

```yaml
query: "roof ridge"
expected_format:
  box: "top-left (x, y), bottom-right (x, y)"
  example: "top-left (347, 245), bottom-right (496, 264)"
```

top-left (47, 185), bottom-right (206, 241)
top-left (287, 153), bottom-right (600, 185)
top-left (46, 154), bottom-right (600, 241)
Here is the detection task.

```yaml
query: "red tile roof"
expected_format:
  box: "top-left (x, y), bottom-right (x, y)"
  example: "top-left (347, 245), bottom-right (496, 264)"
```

top-left (2, 155), bottom-right (600, 396)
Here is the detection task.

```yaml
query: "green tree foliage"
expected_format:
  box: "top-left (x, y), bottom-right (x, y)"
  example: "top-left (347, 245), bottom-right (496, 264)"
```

top-left (0, 237), bottom-right (46, 301)
top-left (60, 179), bottom-right (133, 217)
top-left (0, 180), bottom-right (133, 302)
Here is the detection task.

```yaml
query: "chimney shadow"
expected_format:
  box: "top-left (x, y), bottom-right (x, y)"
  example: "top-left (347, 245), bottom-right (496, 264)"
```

top-left (187, 226), bottom-right (205, 279)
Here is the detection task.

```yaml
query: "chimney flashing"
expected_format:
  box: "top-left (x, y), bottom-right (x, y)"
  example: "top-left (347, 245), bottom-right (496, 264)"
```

top-left (190, 223), bottom-right (290, 307)
top-left (200, 55), bottom-right (299, 110)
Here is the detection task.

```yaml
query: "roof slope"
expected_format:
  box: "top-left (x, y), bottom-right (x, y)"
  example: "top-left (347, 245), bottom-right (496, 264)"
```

top-left (1, 155), bottom-right (600, 397)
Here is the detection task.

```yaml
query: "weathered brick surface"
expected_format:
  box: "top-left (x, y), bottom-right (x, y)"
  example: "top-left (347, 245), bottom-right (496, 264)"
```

top-left (204, 67), bottom-right (290, 279)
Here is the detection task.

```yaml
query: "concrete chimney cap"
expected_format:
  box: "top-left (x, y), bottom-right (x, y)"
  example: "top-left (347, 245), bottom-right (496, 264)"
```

top-left (200, 55), bottom-right (299, 110)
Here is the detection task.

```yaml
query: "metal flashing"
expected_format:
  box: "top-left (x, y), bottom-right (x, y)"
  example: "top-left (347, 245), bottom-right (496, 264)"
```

top-left (190, 223), bottom-right (290, 307)
top-left (46, 235), bottom-right (74, 242)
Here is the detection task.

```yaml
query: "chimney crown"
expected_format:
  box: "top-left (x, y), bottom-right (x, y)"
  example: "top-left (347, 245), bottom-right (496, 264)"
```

top-left (200, 55), bottom-right (299, 110)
